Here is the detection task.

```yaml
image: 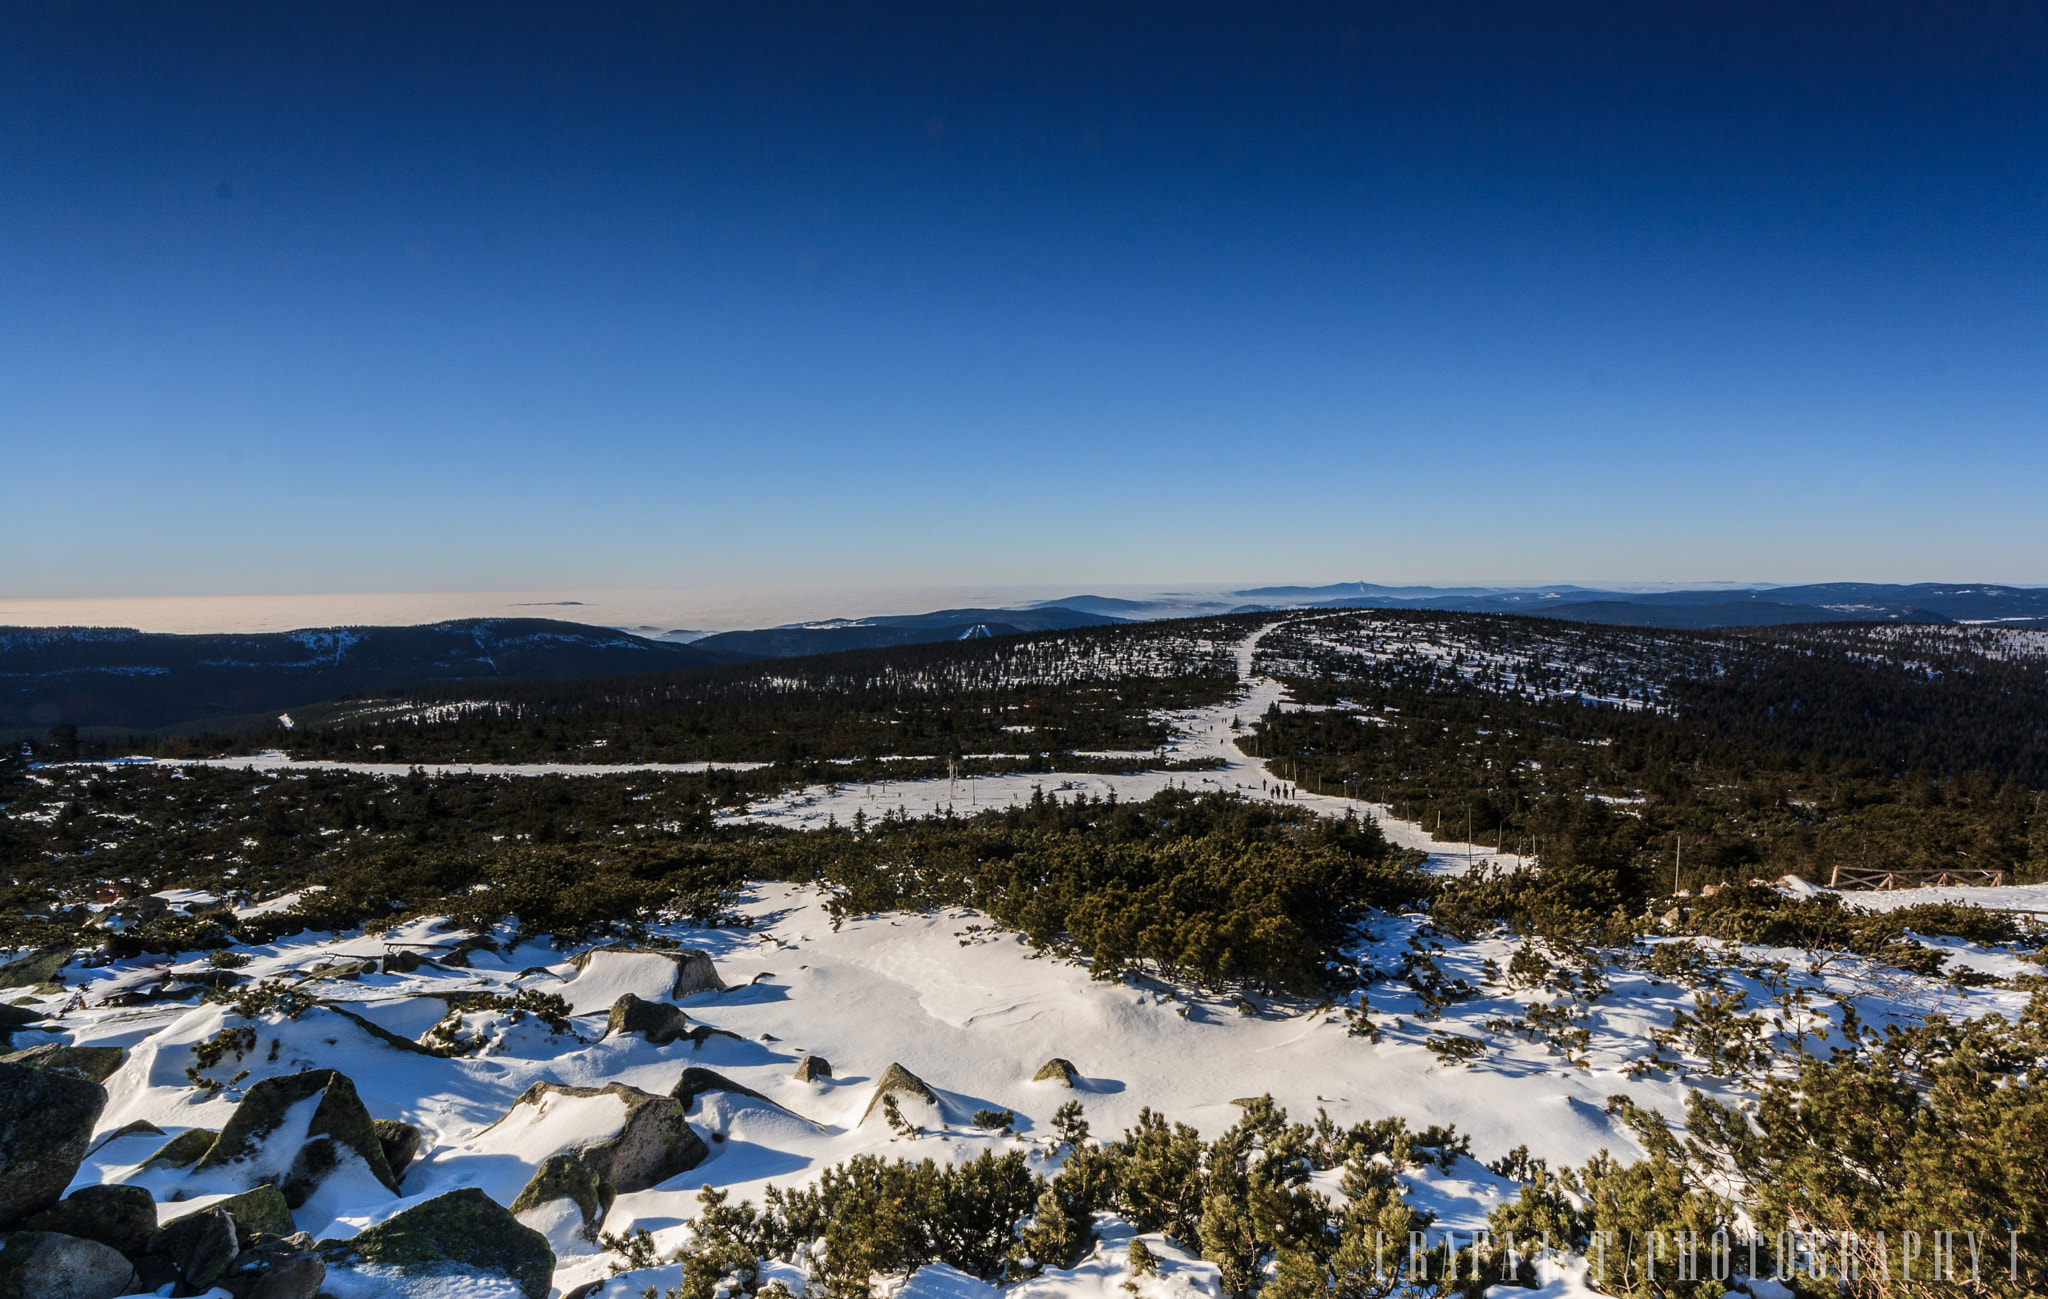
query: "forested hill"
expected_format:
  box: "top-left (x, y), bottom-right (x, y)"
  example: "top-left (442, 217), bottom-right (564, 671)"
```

top-left (190, 612), bottom-right (2048, 794)
top-left (0, 605), bottom-right (1126, 736)
top-left (254, 617), bottom-right (1243, 762)
top-left (0, 618), bottom-right (753, 735)
top-left (686, 604), bottom-right (1122, 657)
top-left (1236, 580), bottom-right (2048, 629)
top-left (1258, 613), bottom-right (2048, 783)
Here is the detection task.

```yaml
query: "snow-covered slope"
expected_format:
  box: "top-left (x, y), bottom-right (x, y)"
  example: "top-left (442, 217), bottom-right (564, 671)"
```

top-left (13, 620), bottom-right (2040, 1299)
top-left (26, 864), bottom-right (2031, 1298)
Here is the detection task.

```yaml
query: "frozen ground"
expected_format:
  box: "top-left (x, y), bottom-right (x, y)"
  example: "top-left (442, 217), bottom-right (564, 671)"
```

top-left (24, 867), bottom-right (2029, 1298)
top-left (19, 622), bottom-right (2042, 1299)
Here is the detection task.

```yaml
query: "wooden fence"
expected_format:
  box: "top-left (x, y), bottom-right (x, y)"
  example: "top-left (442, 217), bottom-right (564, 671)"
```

top-left (1827, 865), bottom-right (2007, 890)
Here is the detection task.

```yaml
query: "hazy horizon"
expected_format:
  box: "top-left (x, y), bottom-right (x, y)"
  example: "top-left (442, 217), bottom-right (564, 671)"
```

top-left (4, 576), bottom-right (2044, 637)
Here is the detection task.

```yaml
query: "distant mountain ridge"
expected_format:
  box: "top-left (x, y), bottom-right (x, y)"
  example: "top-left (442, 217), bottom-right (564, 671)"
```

top-left (0, 607), bottom-right (1127, 735)
top-left (1223, 581), bottom-right (2048, 628)
top-left (0, 618), bottom-right (749, 734)
top-left (688, 605), bottom-right (1121, 658)
top-left (12, 585), bottom-right (2044, 736)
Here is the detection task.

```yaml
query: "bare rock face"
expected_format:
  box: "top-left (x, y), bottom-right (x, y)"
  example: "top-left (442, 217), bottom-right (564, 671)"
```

top-left (0, 1060), bottom-right (106, 1228)
top-left (793, 1055), bottom-right (832, 1082)
top-left (19, 1184), bottom-right (158, 1256)
top-left (0, 1043), bottom-right (127, 1083)
top-left (149, 1206), bottom-right (240, 1291)
top-left (0, 1230), bottom-right (137, 1298)
top-left (85, 1119), bottom-right (162, 1156)
top-left (509, 1151), bottom-right (615, 1243)
top-left (209, 1184), bottom-right (296, 1242)
top-left (141, 1127), bottom-right (216, 1170)
top-left (859, 1062), bottom-right (940, 1127)
top-left (222, 1237), bottom-right (325, 1299)
top-left (570, 944), bottom-right (726, 997)
top-left (316, 1188), bottom-right (554, 1299)
top-left (197, 1069), bottom-right (399, 1205)
top-left (0, 1004), bottom-right (46, 1045)
top-left (672, 1066), bottom-right (776, 1109)
top-left (499, 1081), bottom-right (707, 1192)
top-left (1032, 1058), bottom-right (1080, 1087)
top-left (0, 945), bottom-right (71, 991)
top-left (372, 1118), bottom-right (422, 1179)
top-left (604, 993), bottom-right (693, 1045)
top-left (242, 1252), bottom-right (325, 1299)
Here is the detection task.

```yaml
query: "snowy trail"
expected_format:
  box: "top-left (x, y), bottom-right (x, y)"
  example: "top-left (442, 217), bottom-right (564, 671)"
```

top-left (73, 621), bottom-right (1519, 874)
top-left (738, 618), bottom-right (1522, 877)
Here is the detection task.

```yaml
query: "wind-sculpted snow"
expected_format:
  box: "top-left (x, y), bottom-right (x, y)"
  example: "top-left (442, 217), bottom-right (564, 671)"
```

top-left (22, 875), bottom-right (2038, 1299)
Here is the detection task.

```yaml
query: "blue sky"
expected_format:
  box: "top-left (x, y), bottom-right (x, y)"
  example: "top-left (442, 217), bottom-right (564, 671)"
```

top-left (4, 2), bottom-right (2044, 599)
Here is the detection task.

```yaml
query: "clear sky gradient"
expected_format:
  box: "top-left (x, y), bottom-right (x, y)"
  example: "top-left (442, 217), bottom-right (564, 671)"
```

top-left (5, 2), bottom-right (2044, 600)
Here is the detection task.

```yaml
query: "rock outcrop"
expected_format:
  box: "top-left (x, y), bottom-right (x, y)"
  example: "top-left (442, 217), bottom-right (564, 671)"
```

top-left (316, 1187), bottom-right (554, 1299)
top-left (672, 1066), bottom-right (820, 1139)
top-left (149, 1206), bottom-right (240, 1291)
top-left (140, 1127), bottom-right (216, 1170)
top-left (299, 959), bottom-right (376, 983)
top-left (19, 1184), bottom-right (157, 1256)
top-left (1032, 1058), bottom-right (1080, 1087)
top-left (859, 1062), bottom-right (940, 1127)
top-left (372, 1118), bottom-right (422, 1179)
top-left (0, 1043), bottom-right (126, 1083)
top-left (0, 1004), bottom-right (44, 1031)
top-left (497, 1081), bottom-right (706, 1192)
top-left (222, 1238), bottom-right (326, 1299)
top-left (604, 992), bottom-right (693, 1045)
top-left (509, 1151), bottom-right (614, 1243)
top-left (571, 944), bottom-right (725, 997)
top-left (85, 1119), bottom-right (162, 1155)
top-left (209, 1184), bottom-right (296, 1242)
top-left (196, 1069), bottom-right (399, 1203)
top-left (0, 1230), bottom-right (137, 1298)
top-left (794, 1055), bottom-right (832, 1081)
top-left (0, 1060), bottom-right (106, 1227)
top-left (435, 936), bottom-right (501, 969)
top-left (672, 1066), bottom-right (780, 1110)
top-left (0, 946), bottom-right (70, 990)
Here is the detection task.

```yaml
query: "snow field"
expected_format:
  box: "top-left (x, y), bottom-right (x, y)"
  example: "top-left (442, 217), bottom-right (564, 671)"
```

top-left (19, 620), bottom-right (2044, 1299)
top-left (32, 862), bottom-right (2034, 1299)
